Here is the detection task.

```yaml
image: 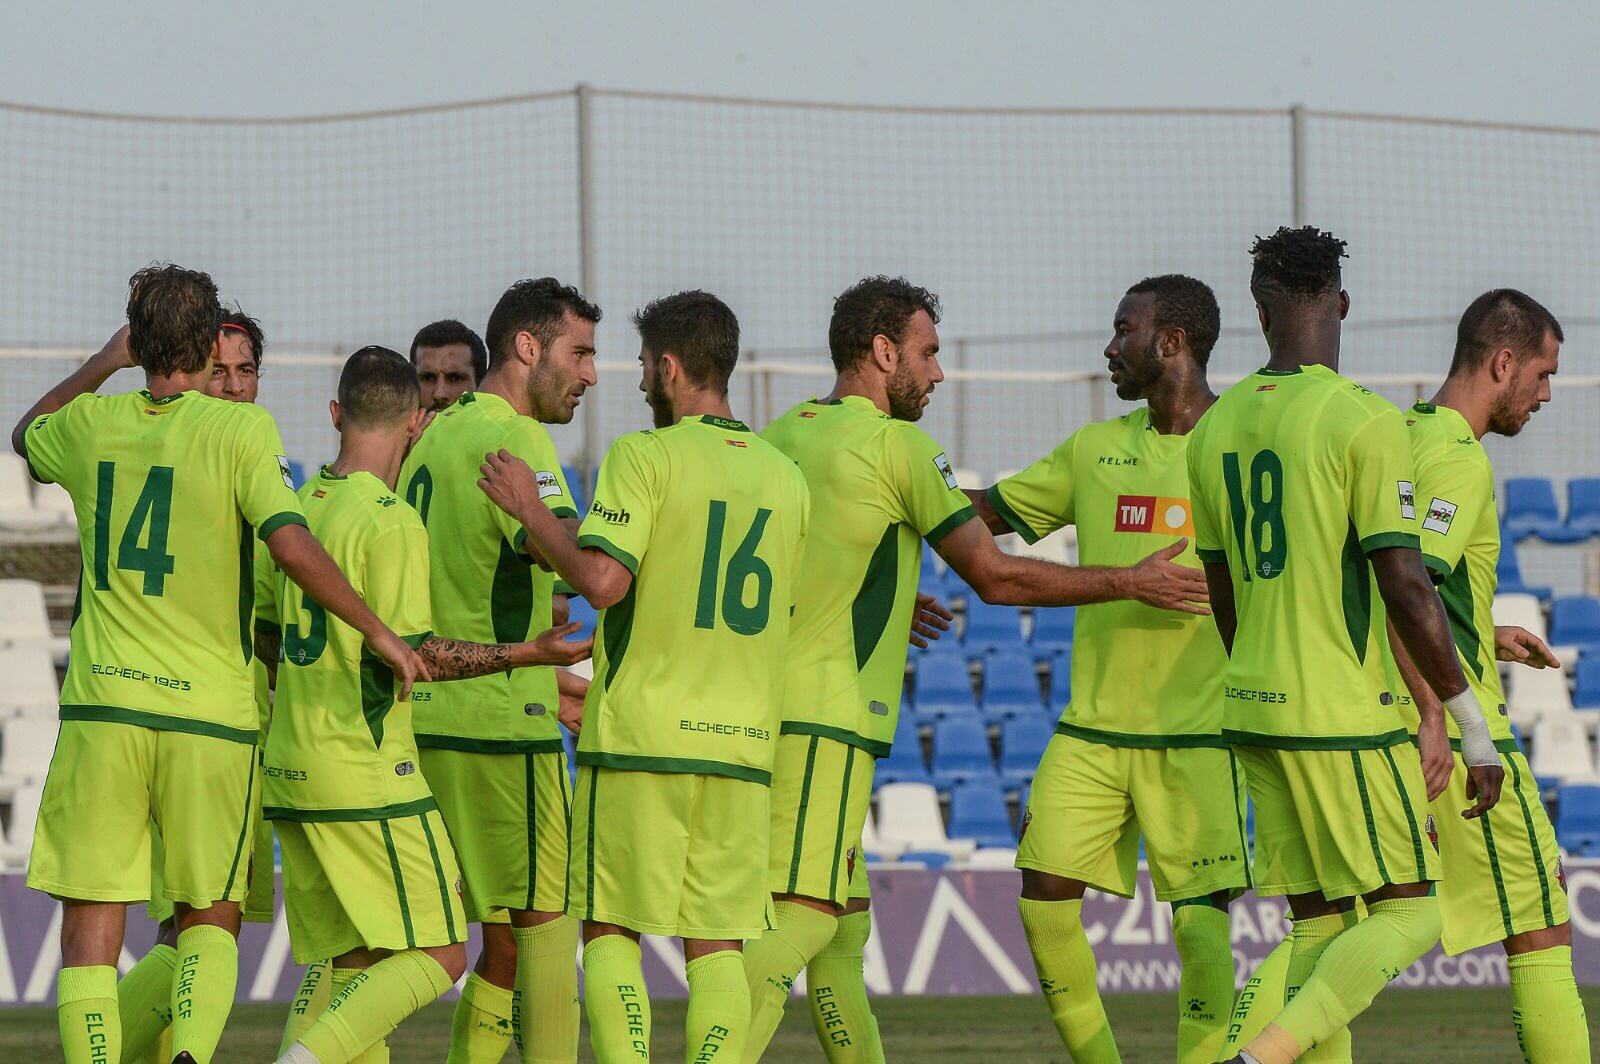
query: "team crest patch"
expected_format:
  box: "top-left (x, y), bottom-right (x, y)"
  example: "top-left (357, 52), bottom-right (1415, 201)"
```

top-left (1422, 497), bottom-right (1458, 535)
top-left (1114, 495), bottom-right (1194, 538)
top-left (1425, 814), bottom-right (1437, 849)
top-left (932, 452), bottom-right (959, 491)
top-left (1398, 480), bottom-right (1416, 521)
top-left (535, 470), bottom-right (564, 500)
top-left (278, 455), bottom-right (294, 488)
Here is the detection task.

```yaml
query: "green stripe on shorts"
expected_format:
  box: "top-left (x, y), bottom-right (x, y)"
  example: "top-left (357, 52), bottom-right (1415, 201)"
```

top-left (380, 820), bottom-right (416, 948)
top-left (1380, 746), bottom-right (1428, 882)
top-left (1478, 813), bottom-right (1515, 939)
top-left (1506, 755), bottom-right (1556, 926)
top-left (787, 737), bottom-right (821, 895)
top-left (828, 746), bottom-right (856, 901)
top-left (419, 813), bottom-right (457, 943)
top-left (585, 767), bottom-right (599, 922)
top-left (1349, 751), bottom-right (1390, 882)
top-left (221, 744), bottom-right (256, 898)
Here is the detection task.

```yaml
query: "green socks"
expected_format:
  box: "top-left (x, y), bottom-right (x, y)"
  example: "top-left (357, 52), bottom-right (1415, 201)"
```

top-left (512, 917), bottom-right (581, 1063)
top-left (807, 910), bottom-right (885, 1063)
top-left (583, 934), bottom-right (652, 1061)
top-left (281, 961), bottom-right (335, 1056)
top-left (1170, 903), bottom-right (1234, 1064)
top-left (117, 943), bottom-right (178, 1061)
top-left (57, 965), bottom-right (119, 1064)
top-left (1018, 897), bottom-right (1121, 1063)
top-left (1254, 896), bottom-right (1440, 1064)
top-left (686, 950), bottom-right (750, 1064)
top-left (742, 901), bottom-right (838, 1062)
top-left (1509, 945), bottom-right (1590, 1063)
top-left (448, 971), bottom-right (516, 1063)
top-left (1220, 935), bottom-right (1290, 1056)
top-left (296, 952), bottom-right (454, 1064)
top-left (172, 923), bottom-right (240, 1064)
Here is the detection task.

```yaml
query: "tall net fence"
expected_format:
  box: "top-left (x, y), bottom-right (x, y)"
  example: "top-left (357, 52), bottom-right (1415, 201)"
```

top-left (1, 88), bottom-right (1596, 493)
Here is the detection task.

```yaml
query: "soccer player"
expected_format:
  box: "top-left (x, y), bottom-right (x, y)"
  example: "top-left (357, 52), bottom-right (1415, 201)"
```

top-left (208, 309), bottom-right (267, 403)
top-left (411, 318), bottom-right (488, 412)
top-left (12, 264), bottom-right (427, 1064)
top-left (399, 278), bottom-right (597, 1064)
top-left (1190, 228), bottom-right (1503, 1064)
top-left (1384, 290), bottom-right (1588, 1061)
top-left (479, 290), bottom-right (811, 1063)
top-left (967, 275), bottom-right (1247, 1064)
top-left (742, 276), bottom-right (1212, 1063)
top-left (264, 346), bottom-right (591, 1064)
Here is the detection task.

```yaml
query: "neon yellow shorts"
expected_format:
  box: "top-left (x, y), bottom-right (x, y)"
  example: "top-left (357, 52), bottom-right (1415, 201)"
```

top-left (767, 734), bottom-right (876, 906)
top-left (1016, 732), bottom-right (1252, 902)
top-left (569, 766), bottom-right (773, 940)
top-left (274, 806), bottom-right (466, 965)
top-left (27, 721), bottom-right (257, 907)
top-left (420, 747), bottom-right (570, 923)
top-left (846, 844), bottom-right (871, 903)
top-left (148, 753), bottom-right (275, 923)
top-left (1429, 739), bottom-right (1568, 954)
top-left (1237, 741), bottom-right (1441, 900)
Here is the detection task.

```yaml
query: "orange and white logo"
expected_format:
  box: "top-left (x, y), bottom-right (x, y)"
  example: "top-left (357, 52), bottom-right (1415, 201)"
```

top-left (1114, 494), bottom-right (1194, 537)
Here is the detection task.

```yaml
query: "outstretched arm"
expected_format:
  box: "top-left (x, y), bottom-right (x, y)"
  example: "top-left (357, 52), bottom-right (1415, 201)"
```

top-left (963, 487), bottom-right (1014, 537)
top-left (12, 326), bottom-right (134, 456)
top-left (1385, 618), bottom-right (1454, 802)
top-left (417, 623), bottom-right (593, 682)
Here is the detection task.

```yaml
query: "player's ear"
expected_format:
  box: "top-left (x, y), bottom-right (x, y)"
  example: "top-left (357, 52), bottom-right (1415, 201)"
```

top-left (515, 329), bottom-right (540, 368)
top-left (1489, 347), bottom-right (1517, 384)
top-left (1338, 290), bottom-right (1350, 320)
top-left (1255, 301), bottom-right (1270, 336)
top-left (405, 405), bottom-right (426, 435)
top-left (329, 399), bottom-right (342, 432)
top-left (870, 333), bottom-right (898, 374)
top-left (1161, 326), bottom-right (1185, 359)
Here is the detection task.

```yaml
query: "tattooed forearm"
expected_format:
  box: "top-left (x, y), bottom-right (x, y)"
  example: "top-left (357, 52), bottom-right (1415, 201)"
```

top-left (417, 636), bottom-right (511, 681)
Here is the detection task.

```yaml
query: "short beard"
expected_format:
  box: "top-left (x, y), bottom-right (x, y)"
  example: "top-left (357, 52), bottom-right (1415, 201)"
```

top-left (1486, 388), bottom-right (1529, 437)
top-left (527, 363), bottom-right (574, 425)
top-left (1114, 336), bottom-right (1163, 401)
top-left (646, 379), bottom-right (673, 428)
top-left (886, 364), bottom-right (927, 422)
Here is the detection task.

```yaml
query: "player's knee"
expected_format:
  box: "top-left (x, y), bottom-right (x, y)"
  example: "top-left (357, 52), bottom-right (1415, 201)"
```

top-left (432, 942), bottom-right (469, 984)
top-left (1020, 869), bottom-right (1085, 903)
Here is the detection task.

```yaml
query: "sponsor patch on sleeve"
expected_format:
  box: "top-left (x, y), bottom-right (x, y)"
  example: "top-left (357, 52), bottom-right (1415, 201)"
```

top-left (535, 470), bottom-right (564, 500)
top-left (1422, 497), bottom-right (1458, 535)
top-left (277, 455), bottom-right (294, 488)
top-left (932, 452), bottom-right (959, 491)
top-left (1398, 480), bottom-right (1416, 521)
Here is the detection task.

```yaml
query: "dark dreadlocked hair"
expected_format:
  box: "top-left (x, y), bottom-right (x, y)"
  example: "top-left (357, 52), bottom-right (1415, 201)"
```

top-left (1249, 226), bottom-right (1347, 301)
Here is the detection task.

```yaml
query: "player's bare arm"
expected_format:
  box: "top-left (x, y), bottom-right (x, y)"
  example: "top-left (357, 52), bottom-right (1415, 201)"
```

top-left (478, 448), bottom-right (633, 608)
top-left (935, 516), bottom-right (1209, 613)
top-left (417, 623), bottom-right (593, 681)
top-left (1369, 546), bottom-right (1503, 817)
top-left (1494, 625), bottom-right (1560, 668)
top-left (1200, 560), bottom-right (1237, 654)
top-left (254, 626), bottom-right (281, 690)
top-left (963, 487), bottom-right (1014, 537)
top-left (265, 522), bottom-right (431, 697)
top-left (10, 325), bottom-right (135, 456)
top-left (1384, 617), bottom-right (1454, 801)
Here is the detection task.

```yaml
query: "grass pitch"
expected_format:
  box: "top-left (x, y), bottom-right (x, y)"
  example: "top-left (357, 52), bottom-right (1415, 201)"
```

top-left (2, 988), bottom-right (1595, 1060)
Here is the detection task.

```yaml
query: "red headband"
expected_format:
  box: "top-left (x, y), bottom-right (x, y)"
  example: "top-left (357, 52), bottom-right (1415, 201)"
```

top-left (219, 322), bottom-right (249, 334)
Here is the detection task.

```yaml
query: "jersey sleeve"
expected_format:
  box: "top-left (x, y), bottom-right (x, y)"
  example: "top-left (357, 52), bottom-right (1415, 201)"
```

top-left (988, 431), bottom-right (1078, 544)
top-left (234, 408), bottom-right (308, 541)
top-left (577, 433), bottom-right (662, 574)
top-left (497, 419), bottom-right (579, 554)
top-left (1347, 407), bottom-right (1421, 554)
top-left (1186, 429), bottom-right (1226, 564)
top-left (20, 395), bottom-right (88, 486)
top-left (363, 522), bottom-right (434, 645)
top-left (882, 424), bottom-right (976, 547)
top-left (1414, 449), bottom-right (1489, 583)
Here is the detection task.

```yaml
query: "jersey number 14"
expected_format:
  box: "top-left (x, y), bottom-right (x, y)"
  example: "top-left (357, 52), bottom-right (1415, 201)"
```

top-left (92, 461), bottom-right (176, 596)
top-left (1221, 450), bottom-right (1287, 580)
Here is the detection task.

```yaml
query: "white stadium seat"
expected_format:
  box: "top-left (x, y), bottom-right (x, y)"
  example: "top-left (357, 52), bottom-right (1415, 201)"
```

top-left (0, 580), bottom-right (52, 645)
top-left (952, 467), bottom-right (982, 492)
top-left (960, 847), bottom-right (1019, 869)
top-left (874, 782), bottom-right (975, 859)
top-left (0, 453), bottom-right (61, 532)
top-left (0, 782), bottom-right (43, 870)
top-left (0, 645), bottom-right (59, 716)
top-left (1493, 593), bottom-right (1546, 641)
top-left (31, 480), bottom-right (77, 527)
top-left (1530, 718), bottom-right (1598, 782)
top-left (0, 716), bottom-right (57, 798)
top-left (1506, 656), bottom-right (1576, 726)
top-left (860, 806), bottom-right (903, 860)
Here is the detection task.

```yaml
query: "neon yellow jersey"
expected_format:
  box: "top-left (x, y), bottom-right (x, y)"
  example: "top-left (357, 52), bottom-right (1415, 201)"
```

top-left (1386, 402), bottom-right (1510, 741)
top-left (991, 406), bottom-right (1227, 745)
top-left (1186, 364), bottom-right (1420, 748)
top-left (398, 392), bottom-right (578, 752)
top-left (761, 397), bottom-right (974, 754)
top-left (259, 470), bottom-right (434, 819)
top-left (577, 415), bottom-right (810, 784)
top-left (23, 389), bottom-right (305, 742)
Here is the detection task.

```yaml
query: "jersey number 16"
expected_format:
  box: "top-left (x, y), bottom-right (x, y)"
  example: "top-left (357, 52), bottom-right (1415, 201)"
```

top-left (694, 499), bottom-right (774, 636)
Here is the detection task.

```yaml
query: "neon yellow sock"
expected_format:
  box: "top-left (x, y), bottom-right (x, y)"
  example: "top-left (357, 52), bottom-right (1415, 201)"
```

top-left (1509, 945), bottom-right (1590, 1063)
top-left (582, 934), bottom-right (652, 1061)
top-left (806, 910), bottom-right (885, 1063)
top-left (686, 950), bottom-right (750, 1064)
top-left (1017, 897), bottom-right (1120, 1063)
top-left (117, 943), bottom-right (177, 1060)
top-left (280, 961), bottom-right (335, 1056)
top-left (742, 901), bottom-right (838, 1063)
top-left (1220, 935), bottom-right (1290, 1056)
top-left (1278, 912), bottom-right (1354, 1063)
top-left (1252, 896), bottom-right (1440, 1064)
top-left (171, 924), bottom-right (239, 1063)
top-left (512, 917), bottom-right (581, 1064)
top-left (146, 1026), bottom-right (173, 1064)
top-left (297, 953), bottom-right (453, 1064)
top-left (57, 965), bottom-right (119, 1064)
top-left (1171, 903), bottom-right (1233, 1064)
top-left (448, 971), bottom-right (516, 1063)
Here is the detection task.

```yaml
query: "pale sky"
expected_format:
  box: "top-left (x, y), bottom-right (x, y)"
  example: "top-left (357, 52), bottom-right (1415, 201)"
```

top-left (2, 1), bottom-right (1596, 127)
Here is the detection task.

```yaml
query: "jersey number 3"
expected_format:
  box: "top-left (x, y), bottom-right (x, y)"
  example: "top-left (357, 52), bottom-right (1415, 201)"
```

top-left (694, 499), bottom-right (774, 636)
top-left (1221, 450), bottom-right (1287, 580)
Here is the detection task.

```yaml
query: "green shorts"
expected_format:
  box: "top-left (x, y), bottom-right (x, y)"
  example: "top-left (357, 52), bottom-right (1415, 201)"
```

top-left (28, 720), bottom-right (256, 907)
top-left (767, 734), bottom-right (876, 906)
top-left (275, 807), bottom-right (466, 965)
top-left (1237, 742), bottom-right (1440, 901)
top-left (148, 753), bottom-right (275, 924)
top-left (569, 766), bottom-right (773, 940)
top-left (1430, 740), bottom-right (1568, 954)
top-left (1016, 732), bottom-right (1252, 902)
top-left (420, 747), bottom-right (570, 923)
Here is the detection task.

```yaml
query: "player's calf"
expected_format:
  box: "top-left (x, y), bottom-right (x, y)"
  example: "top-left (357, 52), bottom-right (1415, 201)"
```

top-left (1170, 896), bottom-right (1234, 1064)
top-left (279, 944), bottom-right (464, 1064)
top-left (1017, 872), bottom-right (1119, 1063)
top-left (742, 893), bottom-right (841, 1062)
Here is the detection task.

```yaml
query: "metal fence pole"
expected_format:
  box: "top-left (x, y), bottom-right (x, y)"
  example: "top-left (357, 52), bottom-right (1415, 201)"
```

top-left (1290, 104), bottom-right (1307, 226)
top-left (953, 338), bottom-right (970, 461)
top-left (576, 83), bottom-right (599, 474)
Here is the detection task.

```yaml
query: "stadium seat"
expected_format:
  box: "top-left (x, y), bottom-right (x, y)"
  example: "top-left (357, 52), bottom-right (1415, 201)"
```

top-left (874, 782), bottom-right (973, 858)
top-left (979, 649), bottom-right (1044, 721)
top-left (0, 454), bottom-right (60, 532)
top-left (952, 467), bottom-right (982, 491)
top-left (0, 646), bottom-right (59, 717)
top-left (860, 807), bottom-right (901, 860)
top-left (963, 601), bottom-right (1023, 652)
top-left (1502, 478), bottom-right (1562, 541)
top-left (1507, 653), bottom-right (1576, 725)
top-left (912, 654), bottom-right (978, 719)
top-left (1030, 606), bottom-right (1075, 655)
top-left (947, 779), bottom-right (1017, 848)
top-left (998, 714), bottom-right (1053, 783)
top-left (876, 715), bottom-right (932, 787)
top-left (562, 464), bottom-right (587, 513)
top-left (1563, 477), bottom-right (1600, 537)
top-left (1530, 718), bottom-right (1596, 781)
top-left (565, 595), bottom-right (598, 641)
top-left (1494, 526), bottom-right (1551, 601)
top-left (929, 716), bottom-right (996, 786)
top-left (0, 717), bottom-right (57, 798)
top-left (1574, 657), bottom-right (1600, 711)
top-left (1549, 596), bottom-right (1600, 652)
top-left (898, 850), bottom-right (953, 870)
top-left (0, 580), bottom-right (53, 647)
top-left (1046, 661), bottom-right (1072, 714)
top-left (1492, 593), bottom-right (1547, 641)
top-left (1556, 783), bottom-right (1600, 855)
top-left (30, 481), bottom-right (75, 528)
top-left (963, 846), bottom-right (1021, 868)
top-left (0, 782), bottom-right (43, 869)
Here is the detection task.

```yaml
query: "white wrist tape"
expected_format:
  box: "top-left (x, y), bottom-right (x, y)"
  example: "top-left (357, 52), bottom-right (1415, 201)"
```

top-left (1444, 688), bottom-right (1498, 768)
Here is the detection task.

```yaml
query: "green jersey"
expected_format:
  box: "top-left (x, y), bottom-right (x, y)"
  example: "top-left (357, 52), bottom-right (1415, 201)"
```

top-left (991, 407), bottom-right (1227, 745)
top-left (761, 397), bottom-right (974, 754)
top-left (23, 389), bottom-right (305, 742)
top-left (1186, 364), bottom-right (1419, 748)
top-left (577, 415), bottom-right (810, 784)
top-left (1388, 402), bottom-right (1510, 741)
top-left (260, 470), bottom-right (435, 819)
top-left (399, 392), bottom-right (578, 752)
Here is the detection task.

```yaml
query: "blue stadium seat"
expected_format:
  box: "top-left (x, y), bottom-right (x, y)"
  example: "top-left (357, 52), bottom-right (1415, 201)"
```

top-left (1556, 784), bottom-right (1600, 855)
top-left (963, 601), bottom-right (1023, 652)
top-left (979, 649), bottom-right (1045, 722)
top-left (286, 459), bottom-right (307, 489)
top-left (562, 464), bottom-right (587, 513)
top-left (1549, 596), bottom-right (1600, 651)
top-left (898, 850), bottom-right (952, 870)
top-left (1030, 607), bottom-right (1075, 655)
top-left (1574, 657), bottom-right (1600, 710)
top-left (998, 715), bottom-right (1053, 783)
top-left (875, 715), bottom-right (932, 787)
top-left (1496, 525), bottom-right (1551, 601)
top-left (912, 655), bottom-right (978, 719)
top-left (564, 595), bottom-right (597, 641)
top-left (930, 716), bottom-right (996, 786)
top-left (948, 779), bottom-right (1017, 848)
top-left (1503, 478), bottom-right (1582, 542)
top-left (1567, 478), bottom-right (1600, 538)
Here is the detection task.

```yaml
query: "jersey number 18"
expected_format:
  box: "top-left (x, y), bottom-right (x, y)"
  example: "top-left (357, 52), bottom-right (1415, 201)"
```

top-left (1221, 449), bottom-right (1287, 580)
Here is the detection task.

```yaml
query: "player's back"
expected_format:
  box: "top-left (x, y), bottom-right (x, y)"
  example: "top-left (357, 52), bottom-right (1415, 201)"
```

top-left (578, 414), bottom-right (810, 783)
top-left (22, 388), bottom-right (304, 738)
top-left (1187, 364), bottom-right (1418, 746)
